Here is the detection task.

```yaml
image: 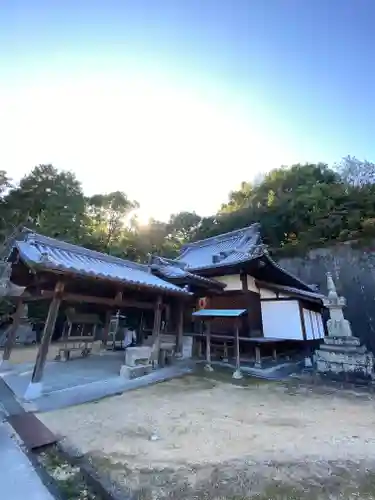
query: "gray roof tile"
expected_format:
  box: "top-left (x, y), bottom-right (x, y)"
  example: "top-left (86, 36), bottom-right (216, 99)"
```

top-left (176, 224), bottom-right (263, 270)
top-left (15, 230), bottom-right (189, 295)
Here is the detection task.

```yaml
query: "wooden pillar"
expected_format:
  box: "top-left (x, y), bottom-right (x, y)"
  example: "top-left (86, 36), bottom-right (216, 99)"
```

top-left (101, 310), bottom-right (112, 348)
top-left (232, 321), bottom-right (243, 379)
top-left (255, 345), bottom-right (262, 368)
top-left (1, 299), bottom-right (24, 365)
top-left (165, 304), bottom-right (171, 333)
top-left (176, 302), bottom-right (184, 357)
top-left (152, 295), bottom-right (163, 366)
top-left (204, 320), bottom-right (213, 371)
top-left (25, 282), bottom-right (64, 398)
top-left (272, 347), bottom-right (277, 361)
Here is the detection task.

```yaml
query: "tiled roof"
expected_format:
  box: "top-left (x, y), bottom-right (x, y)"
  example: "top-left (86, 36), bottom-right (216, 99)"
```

top-left (256, 280), bottom-right (326, 303)
top-left (150, 256), bottom-right (225, 288)
top-left (14, 229), bottom-right (189, 295)
top-left (176, 224), bottom-right (263, 271)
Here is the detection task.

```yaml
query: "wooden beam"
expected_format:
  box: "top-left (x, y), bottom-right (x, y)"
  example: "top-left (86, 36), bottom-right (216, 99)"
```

top-left (299, 302), bottom-right (307, 340)
top-left (240, 272), bottom-right (248, 291)
top-left (23, 290), bottom-right (160, 310)
top-left (30, 281), bottom-right (64, 384)
top-left (240, 272), bottom-right (250, 336)
top-left (2, 299), bottom-right (24, 362)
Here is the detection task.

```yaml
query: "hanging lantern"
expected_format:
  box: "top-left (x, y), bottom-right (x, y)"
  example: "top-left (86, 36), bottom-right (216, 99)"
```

top-left (198, 297), bottom-right (208, 310)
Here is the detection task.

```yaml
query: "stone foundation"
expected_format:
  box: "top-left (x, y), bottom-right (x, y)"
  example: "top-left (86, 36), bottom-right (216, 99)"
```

top-left (314, 336), bottom-right (375, 383)
top-left (120, 364), bottom-right (153, 379)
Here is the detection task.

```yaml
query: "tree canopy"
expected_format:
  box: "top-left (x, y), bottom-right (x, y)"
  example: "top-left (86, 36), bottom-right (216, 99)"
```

top-left (1, 158), bottom-right (375, 263)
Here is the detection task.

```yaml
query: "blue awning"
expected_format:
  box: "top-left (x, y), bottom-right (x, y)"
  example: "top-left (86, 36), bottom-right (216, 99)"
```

top-left (192, 309), bottom-right (247, 318)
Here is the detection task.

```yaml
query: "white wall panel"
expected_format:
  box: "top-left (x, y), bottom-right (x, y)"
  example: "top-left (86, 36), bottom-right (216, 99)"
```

top-left (247, 275), bottom-right (259, 293)
top-left (261, 300), bottom-right (304, 340)
top-left (215, 275), bottom-right (242, 291)
top-left (303, 309), bottom-right (314, 340)
top-left (260, 288), bottom-right (277, 299)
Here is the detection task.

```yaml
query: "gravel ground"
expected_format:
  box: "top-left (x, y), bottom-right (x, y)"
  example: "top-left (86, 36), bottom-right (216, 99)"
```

top-left (39, 372), bottom-right (375, 499)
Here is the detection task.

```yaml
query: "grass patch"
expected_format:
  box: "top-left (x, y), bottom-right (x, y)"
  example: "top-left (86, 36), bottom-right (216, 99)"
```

top-left (37, 446), bottom-right (102, 499)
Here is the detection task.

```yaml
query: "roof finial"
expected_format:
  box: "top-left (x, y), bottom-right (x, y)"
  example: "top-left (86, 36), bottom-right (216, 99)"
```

top-left (326, 272), bottom-right (338, 300)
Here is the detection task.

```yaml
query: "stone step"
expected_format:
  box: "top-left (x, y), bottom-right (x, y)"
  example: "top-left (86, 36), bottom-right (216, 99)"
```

top-left (323, 336), bottom-right (361, 346)
top-left (318, 344), bottom-right (367, 354)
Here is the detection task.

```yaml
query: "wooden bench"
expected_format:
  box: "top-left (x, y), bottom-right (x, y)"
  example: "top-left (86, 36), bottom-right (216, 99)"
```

top-left (55, 336), bottom-right (94, 361)
top-left (211, 337), bottom-right (234, 362)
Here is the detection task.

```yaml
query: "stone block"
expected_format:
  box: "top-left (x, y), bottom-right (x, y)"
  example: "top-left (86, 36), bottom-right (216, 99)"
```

top-left (318, 343), bottom-right (367, 354)
top-left (314, 343), bottom-right (374, 381)
top-left (324, 336), bottom-right (361, 346)
top-left (125, 346), bottom-right (152, 367)
top-left (120, 364), bottom-right (152, 379)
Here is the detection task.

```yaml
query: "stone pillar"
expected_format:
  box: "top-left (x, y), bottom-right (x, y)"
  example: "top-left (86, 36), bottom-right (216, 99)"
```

top-left (314, 273), bottom-right (374, 383)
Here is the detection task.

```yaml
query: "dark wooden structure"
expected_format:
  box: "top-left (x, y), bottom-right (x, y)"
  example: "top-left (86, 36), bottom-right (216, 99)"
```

top-left (3, 229), bottom-right (197, 399)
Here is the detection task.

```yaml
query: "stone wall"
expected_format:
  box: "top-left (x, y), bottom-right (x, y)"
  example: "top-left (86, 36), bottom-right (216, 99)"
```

top-left (278, 242), bottom-right (375, 353)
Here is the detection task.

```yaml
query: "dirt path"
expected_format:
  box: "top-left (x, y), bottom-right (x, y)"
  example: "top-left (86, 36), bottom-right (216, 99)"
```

top-left (40, 374), bottom-right (375, 499)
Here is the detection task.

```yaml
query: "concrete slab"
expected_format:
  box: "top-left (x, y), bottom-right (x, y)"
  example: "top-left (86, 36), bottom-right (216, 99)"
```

top-left (1, 352), bottom-right (193, 413)
top-left (1, 351), bottom-right (124, 399)
top-left (0, 422), bottom-right (55, 500)
top-left (32, 364), bottom-right (193, 413)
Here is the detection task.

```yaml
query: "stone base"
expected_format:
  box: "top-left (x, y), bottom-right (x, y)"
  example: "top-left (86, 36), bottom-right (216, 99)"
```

top-left (24, 382), bottom-right (43, 400)
top-left (232, 369), bottom-right (243, 380)
top-left (314, 336), bottom-right (374, 383)
top-left (120, 363), bottom-right (152, 380)
top-left (204, 363), bottom-right (214, 372)
top-left (0, 356), bottom-right (12, 371)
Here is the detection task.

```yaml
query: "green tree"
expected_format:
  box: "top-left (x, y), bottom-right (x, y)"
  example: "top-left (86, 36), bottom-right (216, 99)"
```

top-left (4, 164), bottom-right (88, 243)
top-left (166, 211), bottom-right (202, 242)
top-left (86, 191), bottom-right (138, 251)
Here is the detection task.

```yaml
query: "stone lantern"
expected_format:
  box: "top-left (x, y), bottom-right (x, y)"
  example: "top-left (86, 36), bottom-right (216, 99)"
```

top-left (314, 272), bottom-right (374, 383)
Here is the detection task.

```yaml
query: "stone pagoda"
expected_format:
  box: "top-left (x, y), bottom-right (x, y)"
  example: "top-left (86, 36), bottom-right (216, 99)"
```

top-left (314, 272), bottom-right (374, 383)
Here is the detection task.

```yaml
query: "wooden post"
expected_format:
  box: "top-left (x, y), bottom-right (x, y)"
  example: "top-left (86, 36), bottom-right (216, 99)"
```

top-left (152, 295), bottom-right (162, 366)
top-left (25, 282), bottom-right (64, 399)
top-left (232, 322), bottom-right (243, 379)
top-left (255, 345), bottom-right (262, 368)
top-left (204, 321), bottom-right (213, 371)
top-left (165, 304), bottom-right (171, 333)
top-left (272, 347), bottom-right (277, 361)
top-left (175, 302), bottom-right (184, 357)
top-left (1, 299), bottom-right (24, 366)
top-left (101, 310), bottom-right (112, 349)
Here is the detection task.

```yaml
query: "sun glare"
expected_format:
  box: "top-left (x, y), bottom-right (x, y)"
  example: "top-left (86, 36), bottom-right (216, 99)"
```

top-left (1, 74), bottom-right (296, 219)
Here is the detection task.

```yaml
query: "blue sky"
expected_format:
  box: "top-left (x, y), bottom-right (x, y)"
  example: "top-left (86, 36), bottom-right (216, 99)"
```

top-left (1, 0), bottom-right (374, 221)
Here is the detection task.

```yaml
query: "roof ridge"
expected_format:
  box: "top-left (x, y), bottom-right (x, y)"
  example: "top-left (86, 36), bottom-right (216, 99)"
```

top-left (179, 223), bottom-right (260, 253)
top-left (21, 229), bottom-right (149, 272)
